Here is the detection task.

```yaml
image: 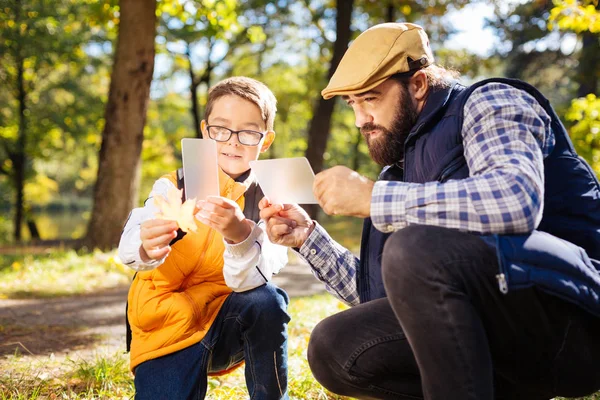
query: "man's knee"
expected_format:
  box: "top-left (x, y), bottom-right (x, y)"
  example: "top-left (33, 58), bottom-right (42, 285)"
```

top-left (308, 317), bottom-right (353, 395)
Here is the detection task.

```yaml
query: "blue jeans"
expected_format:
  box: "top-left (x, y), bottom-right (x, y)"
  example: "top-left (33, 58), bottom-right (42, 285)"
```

top-left (134, 283), bottom-right (290, 400)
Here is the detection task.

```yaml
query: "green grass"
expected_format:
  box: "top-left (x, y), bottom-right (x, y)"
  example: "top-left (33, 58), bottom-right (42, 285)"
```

top-left (1, 244), bottom-right (599, 399)
top-left (0, 249), bottom-right (133, 299)
top-left (0, 293), bottom-right (350, 399)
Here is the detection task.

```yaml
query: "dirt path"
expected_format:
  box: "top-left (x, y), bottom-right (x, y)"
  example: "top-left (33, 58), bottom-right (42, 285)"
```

top-left (0, 262), bottom-right (325, 364)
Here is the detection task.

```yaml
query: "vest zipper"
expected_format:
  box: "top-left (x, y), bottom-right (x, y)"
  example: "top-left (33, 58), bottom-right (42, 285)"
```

top-left (439, 158), bottom-right (466, 183)
top-left (496, 273), bottom-right (508, 294)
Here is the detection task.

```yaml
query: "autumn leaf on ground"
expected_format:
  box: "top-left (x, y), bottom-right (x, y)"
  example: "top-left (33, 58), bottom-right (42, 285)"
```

top-left (154, 187), bottom-right (198, 233)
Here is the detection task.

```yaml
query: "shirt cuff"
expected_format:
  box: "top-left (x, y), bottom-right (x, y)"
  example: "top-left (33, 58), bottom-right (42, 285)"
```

top-left (297, 222), bottom-right (327, 262)
top-left (224, 220), bottom-right (260, 258)
top-left (371, 180), bottom-right (409, 233)
top-left (120, 234), bottom-right (165, 271)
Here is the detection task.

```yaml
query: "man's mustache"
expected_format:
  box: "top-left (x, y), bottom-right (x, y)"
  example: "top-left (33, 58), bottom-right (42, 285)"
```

top-left (360, 123), bottom-right (386, 136)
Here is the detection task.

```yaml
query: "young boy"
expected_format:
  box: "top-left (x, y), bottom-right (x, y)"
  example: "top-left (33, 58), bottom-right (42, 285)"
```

top-left (118, 76), bottom-right (290, 400)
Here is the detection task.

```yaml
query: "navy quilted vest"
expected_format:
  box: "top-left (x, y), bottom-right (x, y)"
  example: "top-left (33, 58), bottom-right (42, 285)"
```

top-left (358, 78), bottom-right (600, 317)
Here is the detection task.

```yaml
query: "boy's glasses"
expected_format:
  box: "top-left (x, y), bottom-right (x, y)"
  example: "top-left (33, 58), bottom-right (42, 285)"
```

top-left (206, 125), bottom-right (265, 146)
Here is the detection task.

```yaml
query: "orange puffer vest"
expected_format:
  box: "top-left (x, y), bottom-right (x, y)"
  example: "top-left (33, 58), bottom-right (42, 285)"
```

top-left (128, 169), bottom-right (250, 371)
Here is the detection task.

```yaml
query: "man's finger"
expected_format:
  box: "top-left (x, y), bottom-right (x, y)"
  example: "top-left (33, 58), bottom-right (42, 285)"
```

top-left (258, 196), bottom-right (271, 210)
top-left (260, 204), bottom-right (283, 221)
top-left (269, 222), bottom-right (293, 237)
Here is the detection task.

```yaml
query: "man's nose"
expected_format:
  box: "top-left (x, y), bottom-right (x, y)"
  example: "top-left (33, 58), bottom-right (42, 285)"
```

top-left (354, 108), bottom-right (373, 128)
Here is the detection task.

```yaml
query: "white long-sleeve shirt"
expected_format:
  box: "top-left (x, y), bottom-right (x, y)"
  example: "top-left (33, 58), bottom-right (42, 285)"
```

top-left (118, 177), bottom-right (288, 292)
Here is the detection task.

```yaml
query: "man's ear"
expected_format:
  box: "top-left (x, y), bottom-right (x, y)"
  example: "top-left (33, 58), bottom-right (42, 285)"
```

top-left (260, 131), bottom-right (276, 153)
top-left (200, 120), bottom-right (207, 137)
top-left (409, 70), bottom-right (429, 102)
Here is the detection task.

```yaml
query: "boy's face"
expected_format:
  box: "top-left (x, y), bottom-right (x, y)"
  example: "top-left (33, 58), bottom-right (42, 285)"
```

top-left (202, 95), bottom-right (275, 180)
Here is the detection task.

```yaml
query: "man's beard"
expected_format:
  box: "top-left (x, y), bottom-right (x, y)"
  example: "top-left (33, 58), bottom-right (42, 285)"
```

top-left (361, 84), bottom-right (419, 166)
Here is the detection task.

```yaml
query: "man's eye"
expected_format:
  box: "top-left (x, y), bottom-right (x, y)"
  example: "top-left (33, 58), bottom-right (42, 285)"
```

top-left (364, 97), bottom-right (376, 102)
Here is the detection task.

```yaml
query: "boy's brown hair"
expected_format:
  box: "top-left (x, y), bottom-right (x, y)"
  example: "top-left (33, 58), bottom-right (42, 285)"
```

top-left (204, 76), bottom-right (277, 131)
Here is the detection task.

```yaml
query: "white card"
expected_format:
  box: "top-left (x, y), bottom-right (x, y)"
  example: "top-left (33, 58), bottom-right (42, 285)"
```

top-left (249, 157), bottom-right (318, 204)
top-left (181, 138), bottom-right (219, 201)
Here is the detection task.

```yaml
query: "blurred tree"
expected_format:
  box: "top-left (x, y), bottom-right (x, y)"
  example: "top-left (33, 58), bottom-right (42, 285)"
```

top-left (486, 1), bottom-right (597, 106)
top-left (0, 0), bottom-right (104, 241)
top-left (548, 0), bottom-right (600, 174)
top-left (84, 0), bottom-right (157, 250)
top-left (304, 0), bottom-right (353, 180)
top-left (158, 0), bottom-right (243, 138)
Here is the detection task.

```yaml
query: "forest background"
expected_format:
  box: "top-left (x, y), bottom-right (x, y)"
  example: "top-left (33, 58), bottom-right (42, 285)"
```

top-left (1, 0), bottom-right (600, 399)
top-left (1, 0), bottom-right (599, 249)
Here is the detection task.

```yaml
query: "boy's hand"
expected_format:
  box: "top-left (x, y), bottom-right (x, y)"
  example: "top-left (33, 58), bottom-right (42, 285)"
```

top-left (314, 166), bottom-right (374, 217)
top-left (140, 219), bottom-right (179, 262)
top-left (259, 197), bottom-right (314, 248)
top-left (196, 196), bottom-right (252, 244)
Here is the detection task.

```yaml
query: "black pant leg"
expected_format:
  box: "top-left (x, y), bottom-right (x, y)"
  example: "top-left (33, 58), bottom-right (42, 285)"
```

top-left (308, 298), bottom-right (423, 400)
top-left (382, 225), bottom-right (600, 400)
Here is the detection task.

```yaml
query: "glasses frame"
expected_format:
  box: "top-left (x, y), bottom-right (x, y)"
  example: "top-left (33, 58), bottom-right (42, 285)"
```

top-left (205, 125), bottom-right (265, 146)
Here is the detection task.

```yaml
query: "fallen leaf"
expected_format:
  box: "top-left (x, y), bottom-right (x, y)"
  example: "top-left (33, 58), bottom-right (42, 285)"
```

top-left (154, 188), bottom-right (198, 233)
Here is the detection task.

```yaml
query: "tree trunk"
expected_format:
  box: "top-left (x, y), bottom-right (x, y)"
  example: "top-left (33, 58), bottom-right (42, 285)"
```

top-left (304, 0), bottom-right (354, 218)
top-left (84, 0), bottom-right (157, 250)
top-left (13, 44), bottom-right (27, 242)
top-left (575, 30), bottom-right (599, 97)
top-left (27, 218), bottom-right (40, 240)
top-left (186, 44), bottom-right (202, 138)
top-left (386, 2), bottom-right (395, 22)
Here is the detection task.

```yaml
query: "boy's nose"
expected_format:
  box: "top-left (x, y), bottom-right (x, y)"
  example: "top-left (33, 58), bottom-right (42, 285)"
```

top-left (227, 132), bottom-right (242, 146)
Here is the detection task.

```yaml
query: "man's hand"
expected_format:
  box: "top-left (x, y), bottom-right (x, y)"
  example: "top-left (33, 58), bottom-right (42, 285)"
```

top-left (196, 196), bottom-right (252, 244)
top-left (259, 197), bottom-right (314, 248)
top-left (140, 219), bottom-right (179, 262)
top-left (313, 165), bottom-right (374, 217)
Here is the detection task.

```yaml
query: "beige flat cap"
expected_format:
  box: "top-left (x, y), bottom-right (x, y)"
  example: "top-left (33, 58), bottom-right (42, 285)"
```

top-left (322, 22), bottom-right (434, 99)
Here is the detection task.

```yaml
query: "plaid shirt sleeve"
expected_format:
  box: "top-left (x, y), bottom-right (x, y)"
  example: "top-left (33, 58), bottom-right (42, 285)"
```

top-left (371, 82), bottom-right (555, 235)
top-left (296, 222), bottom-right (360, 306)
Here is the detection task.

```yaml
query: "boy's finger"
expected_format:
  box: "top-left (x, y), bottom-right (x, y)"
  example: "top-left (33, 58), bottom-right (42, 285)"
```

top-left (143, 232), bottom-right (177, 248)
top-left (205, 195), bottom-right (235, 209)
top-left (141, 224), bottom-right (177, 240)
top-left (145, 245), bottom-right (171, 260)
top-left (143, 219), bottom-right (178, 230)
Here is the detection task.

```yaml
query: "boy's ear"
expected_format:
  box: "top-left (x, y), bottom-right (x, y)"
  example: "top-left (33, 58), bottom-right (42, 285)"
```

top-left (200, 120), bottom-right (207, 137)
top-left (260, 130), bottom-right (276, 153)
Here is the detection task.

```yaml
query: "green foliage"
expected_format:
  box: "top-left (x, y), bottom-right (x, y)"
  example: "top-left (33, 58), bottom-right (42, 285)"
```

top-left (0, 0), bottom-right (110, 210)
top-left (549, 0), bottom-right (600, 33)
top-left (566, 94), bottom-right (600, 173)
top-left (0, 249), bottom-right (133, 298)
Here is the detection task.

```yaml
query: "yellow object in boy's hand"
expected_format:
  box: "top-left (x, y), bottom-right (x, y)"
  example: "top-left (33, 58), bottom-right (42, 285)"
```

top-left (154, 188), bottom-right (198, 233)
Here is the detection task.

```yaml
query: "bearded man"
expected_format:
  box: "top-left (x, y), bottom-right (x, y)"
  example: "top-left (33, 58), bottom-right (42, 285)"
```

top-left (260, 22), bottom-right (600, 400)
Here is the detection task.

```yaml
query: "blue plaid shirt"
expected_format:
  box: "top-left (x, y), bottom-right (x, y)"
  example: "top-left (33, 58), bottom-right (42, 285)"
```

top-left (297, 83), bottom-right (555, 306)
